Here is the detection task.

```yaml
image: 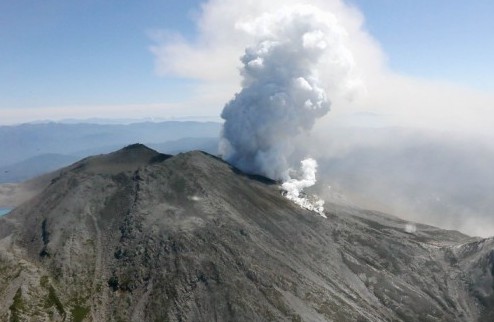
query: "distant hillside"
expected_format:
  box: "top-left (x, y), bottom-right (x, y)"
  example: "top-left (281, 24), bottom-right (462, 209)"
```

top-left (149, 137), bottom-right (219, 155)
top-left (0, 121), bottom-right (221, 168)
top-left (0, 154), bottom-right (79, 183)
top-left (0, 121), bottom-right (221, 183)
top-left (0, 137), bottom-right (220, 184)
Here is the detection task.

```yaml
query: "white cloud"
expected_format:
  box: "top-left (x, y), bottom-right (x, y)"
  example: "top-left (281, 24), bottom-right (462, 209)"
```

top-left (149, 0), bottom-right (494, 236)
top-left (150, 0), bottom-right (494, 137)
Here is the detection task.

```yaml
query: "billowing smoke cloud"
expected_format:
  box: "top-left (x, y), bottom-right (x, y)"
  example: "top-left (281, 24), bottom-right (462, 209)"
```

top-left (219, 5), bottom-right (357, 182)
top-left (153, 0), bottom-right (494, 235)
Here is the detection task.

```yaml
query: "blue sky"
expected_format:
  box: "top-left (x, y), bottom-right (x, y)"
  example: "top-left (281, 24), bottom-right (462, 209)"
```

top-left (1, 0), bottom-right (493, 124)
top-left (350, 0), bottom-right (494, 91)
top-left (1, 0), bottom-right (201, 110)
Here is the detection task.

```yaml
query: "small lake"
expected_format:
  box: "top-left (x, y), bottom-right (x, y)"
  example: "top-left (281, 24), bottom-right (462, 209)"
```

top-left (0, 208), bottom-right (12, 216)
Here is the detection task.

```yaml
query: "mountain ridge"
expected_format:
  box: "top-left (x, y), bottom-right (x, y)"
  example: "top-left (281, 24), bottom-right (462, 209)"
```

top-left (0, 145), bottom-right (493, 321)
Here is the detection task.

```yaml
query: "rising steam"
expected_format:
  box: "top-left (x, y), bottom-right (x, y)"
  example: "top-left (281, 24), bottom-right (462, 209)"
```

top-left (220, 5), bottom-right (357, 214)
top-left (282, 158), bottom-right (326, 216)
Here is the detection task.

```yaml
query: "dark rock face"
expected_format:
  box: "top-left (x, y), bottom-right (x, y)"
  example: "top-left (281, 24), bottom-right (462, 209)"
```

top-left (0, 144), bottom-right (493, 321)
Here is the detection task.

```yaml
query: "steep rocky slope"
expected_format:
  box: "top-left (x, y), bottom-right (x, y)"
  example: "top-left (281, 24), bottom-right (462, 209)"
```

top-left (0, 144), bottom-right (493, 321)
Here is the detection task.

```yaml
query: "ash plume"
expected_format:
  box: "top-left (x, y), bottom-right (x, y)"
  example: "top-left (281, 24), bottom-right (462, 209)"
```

top-left (220, 5), bottom-right (356, 181)
top-left (219, 5), bottom-right (357, 213)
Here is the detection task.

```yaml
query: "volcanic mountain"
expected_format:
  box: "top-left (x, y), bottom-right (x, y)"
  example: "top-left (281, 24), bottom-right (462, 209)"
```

top-left (1, 144), bottom-right (494, 321)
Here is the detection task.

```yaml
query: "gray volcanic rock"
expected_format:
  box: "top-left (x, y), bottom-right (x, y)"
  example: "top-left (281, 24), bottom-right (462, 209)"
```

top-left (0, 144), bottom-right (493, 321)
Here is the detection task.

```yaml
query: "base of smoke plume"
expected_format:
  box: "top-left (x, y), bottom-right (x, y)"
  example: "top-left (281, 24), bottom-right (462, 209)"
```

top-left (404, 223), bottom-right (417, 234)
top-left (281, 190), bottom-right (326, 218)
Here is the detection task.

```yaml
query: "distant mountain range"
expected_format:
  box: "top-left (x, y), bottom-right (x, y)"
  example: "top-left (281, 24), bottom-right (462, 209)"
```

top-left (0, 121), bottom-right (221, 183)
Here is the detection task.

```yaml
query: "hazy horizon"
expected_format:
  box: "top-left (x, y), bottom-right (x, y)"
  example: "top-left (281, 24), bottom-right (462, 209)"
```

top-left (1, 1), bottom-right (493, 237)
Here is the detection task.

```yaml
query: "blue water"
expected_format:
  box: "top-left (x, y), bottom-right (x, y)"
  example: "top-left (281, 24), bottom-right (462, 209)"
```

top-left (0, 208), bottom-right (12, 216)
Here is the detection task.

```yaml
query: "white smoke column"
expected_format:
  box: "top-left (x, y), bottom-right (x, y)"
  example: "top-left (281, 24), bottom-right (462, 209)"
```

top-left (220, 4), bottom-right (356, 180)
top-left (220, 5), bottom-right (357, 215)
top-left (282, 158), bottom-right (326, 217)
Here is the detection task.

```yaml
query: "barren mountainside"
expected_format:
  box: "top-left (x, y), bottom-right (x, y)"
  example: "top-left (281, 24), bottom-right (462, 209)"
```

top-left (1, 144), bottom-right (494, 321)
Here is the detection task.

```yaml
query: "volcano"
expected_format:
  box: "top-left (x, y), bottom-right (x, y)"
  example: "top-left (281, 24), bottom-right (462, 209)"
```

top-left (1, 144), bottom-right (494, 321)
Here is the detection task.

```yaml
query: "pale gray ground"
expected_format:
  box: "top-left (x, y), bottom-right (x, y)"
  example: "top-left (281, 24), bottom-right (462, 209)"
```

top-left (0, 145), bottom-right (493, 321)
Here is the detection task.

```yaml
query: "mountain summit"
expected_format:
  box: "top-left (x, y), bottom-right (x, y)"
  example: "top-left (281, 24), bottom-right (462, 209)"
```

top-left (1, 145), bottom-right (494, 321)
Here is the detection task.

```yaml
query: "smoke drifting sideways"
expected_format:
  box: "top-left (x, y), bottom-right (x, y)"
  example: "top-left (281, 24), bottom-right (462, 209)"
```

top-left (219, 5), bottom-right (358, 214)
